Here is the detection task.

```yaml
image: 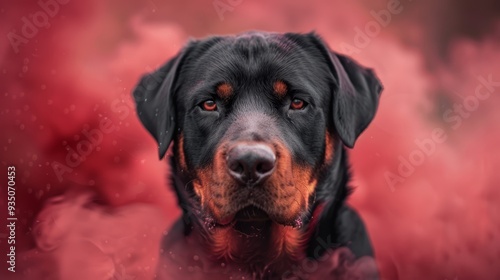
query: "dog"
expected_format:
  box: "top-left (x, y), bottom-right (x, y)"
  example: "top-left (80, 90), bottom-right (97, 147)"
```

top-left (133, 31), bottom-right (382, 279)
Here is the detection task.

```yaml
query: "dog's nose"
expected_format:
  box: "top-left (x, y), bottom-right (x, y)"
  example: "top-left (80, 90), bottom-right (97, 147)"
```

top-left (226, 144), bottom-right (276, 185)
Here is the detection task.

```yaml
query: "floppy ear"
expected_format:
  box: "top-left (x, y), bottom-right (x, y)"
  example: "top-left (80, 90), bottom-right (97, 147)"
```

top-left (133, 48), bottom-right (188, 159)
top-left (309, 34), bottom-right (383, 148)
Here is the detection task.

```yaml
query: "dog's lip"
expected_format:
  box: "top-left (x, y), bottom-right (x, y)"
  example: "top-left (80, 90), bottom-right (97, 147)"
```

top-left (216, 214), bottom-right (236, 227)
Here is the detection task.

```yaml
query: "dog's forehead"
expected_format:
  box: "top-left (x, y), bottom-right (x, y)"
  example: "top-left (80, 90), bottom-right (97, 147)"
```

top-left (230, 32), bottom-right (297, 53)
top-left (196, 33), bottom-right (301, 73)
top-left (178, 33), bottom-right (330, 99)
top-left (205, 32), bottom-right (296, 52)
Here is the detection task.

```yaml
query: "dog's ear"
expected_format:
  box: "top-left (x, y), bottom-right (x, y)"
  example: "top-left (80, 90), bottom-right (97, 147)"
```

top-left (133, 47), bottom-right (191, 159)
top-left (308, 33), bottom-right (383, 148)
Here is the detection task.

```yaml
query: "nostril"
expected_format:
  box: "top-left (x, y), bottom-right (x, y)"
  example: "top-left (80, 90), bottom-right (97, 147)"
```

top-left (256, 163), bottom-right (265, 174)
top-left (229, 162), bottom-right (245, 175)
top-left (256, 160), bottom-right (274, 174)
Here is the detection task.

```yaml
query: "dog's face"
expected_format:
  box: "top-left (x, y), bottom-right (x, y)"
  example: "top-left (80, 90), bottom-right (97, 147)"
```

top-left (133, 32), bottom-right (381, 233)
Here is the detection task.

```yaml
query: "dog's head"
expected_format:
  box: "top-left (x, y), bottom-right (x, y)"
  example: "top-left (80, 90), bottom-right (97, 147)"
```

top-left (133, 32), bottom-right (381, 238)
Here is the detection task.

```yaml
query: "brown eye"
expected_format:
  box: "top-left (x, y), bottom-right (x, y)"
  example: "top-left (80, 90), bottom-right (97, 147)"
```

top-left (202, 100), bottom-right (217, 111)
top-left (290, 98), bottom-right (305, 110)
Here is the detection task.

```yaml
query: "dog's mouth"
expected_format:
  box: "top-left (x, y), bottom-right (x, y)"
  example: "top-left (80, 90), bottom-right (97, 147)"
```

top-left (213, 205), bottom-right (304, 230)
top-left (233, 206), bottom-right (272, 235)
top-left (217, 206), bottom-right (271, 227)
top-left (235, 206), bottom-right (270, 222)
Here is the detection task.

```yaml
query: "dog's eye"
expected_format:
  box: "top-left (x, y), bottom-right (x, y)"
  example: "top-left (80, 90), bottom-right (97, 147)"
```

top-left (290, 98), bottom-right (306, 110)
top-left (201, 100), bottom-right (217, 111)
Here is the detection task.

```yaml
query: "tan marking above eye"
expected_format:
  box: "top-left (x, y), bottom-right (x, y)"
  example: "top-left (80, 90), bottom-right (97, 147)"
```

top-left (216, 83), bottom-right (233, 99)
top-left (273, 81), bottom-right (287, 96)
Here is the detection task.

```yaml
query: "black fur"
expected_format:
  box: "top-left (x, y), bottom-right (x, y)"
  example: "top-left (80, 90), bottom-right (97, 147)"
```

top-left (133, 31), bottom-right (382, 278)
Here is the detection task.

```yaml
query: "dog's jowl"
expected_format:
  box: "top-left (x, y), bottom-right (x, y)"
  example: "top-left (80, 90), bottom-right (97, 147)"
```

top-left (133, 31), bottom-right (383, 279)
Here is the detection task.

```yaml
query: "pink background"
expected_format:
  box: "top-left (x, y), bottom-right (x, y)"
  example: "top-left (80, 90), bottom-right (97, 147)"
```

top-left (1, 0), bottom-right (500, 279)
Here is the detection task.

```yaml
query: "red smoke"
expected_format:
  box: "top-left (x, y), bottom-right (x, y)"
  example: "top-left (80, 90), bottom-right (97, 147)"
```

top-left (1, 0), bottom-right (499, 279)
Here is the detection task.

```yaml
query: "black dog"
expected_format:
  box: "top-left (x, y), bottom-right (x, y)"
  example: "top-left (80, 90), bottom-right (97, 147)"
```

top-left (133, 31), bottom-right (382, 279)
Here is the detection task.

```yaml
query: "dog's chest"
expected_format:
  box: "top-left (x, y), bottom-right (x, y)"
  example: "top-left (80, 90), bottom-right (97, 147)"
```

top-left (155, 221), bottom-right (300, 279)
top-left (155, 220), bottom-right (378, 280)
